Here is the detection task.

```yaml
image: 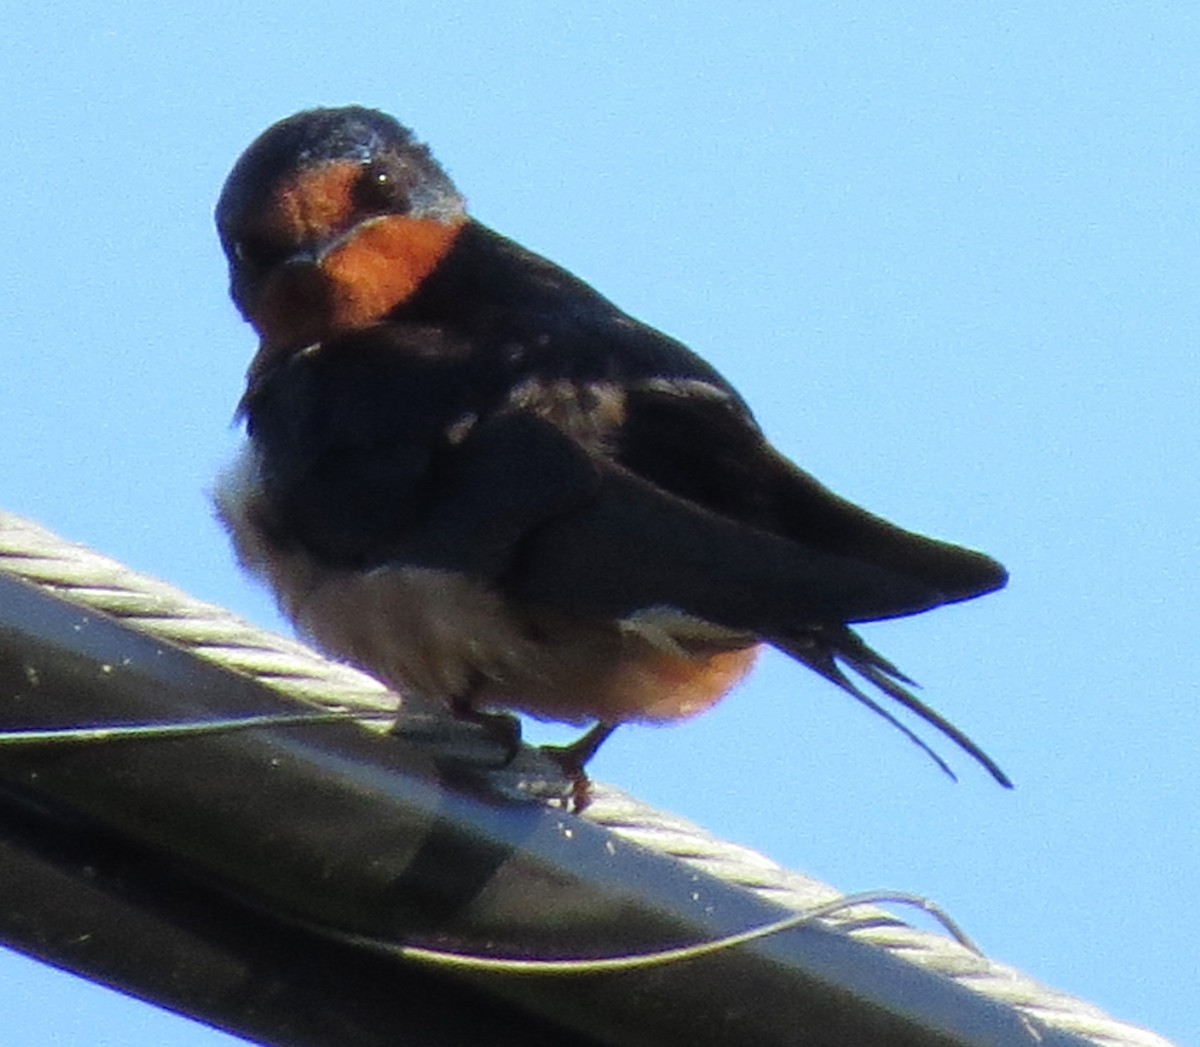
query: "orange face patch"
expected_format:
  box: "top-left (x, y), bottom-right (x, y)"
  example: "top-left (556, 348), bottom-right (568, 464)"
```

top-left (264, 161), bottom-right (363, 247)
top-left (245, 167), bottom-right (464, 381)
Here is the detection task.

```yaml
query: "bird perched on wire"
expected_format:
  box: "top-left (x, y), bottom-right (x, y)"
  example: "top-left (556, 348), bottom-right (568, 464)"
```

top-left (214, 106), bottom-right (1010, 803)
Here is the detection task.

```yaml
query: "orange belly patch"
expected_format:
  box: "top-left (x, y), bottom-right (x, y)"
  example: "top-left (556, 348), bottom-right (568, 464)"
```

top-left (486, 610), bottom-right (760, 726)
top-left (621, 645), bottom-right (761, 723)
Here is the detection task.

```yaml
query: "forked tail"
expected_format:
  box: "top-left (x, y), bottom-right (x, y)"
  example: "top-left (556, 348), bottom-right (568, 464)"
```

top-left (774, 626), bottom-right (1012, 788)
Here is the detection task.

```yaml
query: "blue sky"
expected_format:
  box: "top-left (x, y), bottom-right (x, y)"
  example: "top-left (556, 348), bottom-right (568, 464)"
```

top-left (2, 3), bottom-right (1196, 1044)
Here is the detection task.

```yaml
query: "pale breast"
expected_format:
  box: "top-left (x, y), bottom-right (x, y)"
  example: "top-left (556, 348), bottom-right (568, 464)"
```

top-left (215, 443), bottom-right (760, 725)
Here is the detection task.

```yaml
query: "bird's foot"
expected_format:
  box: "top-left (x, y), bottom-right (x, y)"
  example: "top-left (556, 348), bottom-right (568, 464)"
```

top-left (541, 723), bottom-right (617, 813)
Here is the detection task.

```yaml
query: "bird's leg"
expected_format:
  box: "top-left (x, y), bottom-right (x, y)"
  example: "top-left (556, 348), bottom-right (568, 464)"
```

top-left (542, 723), bottom-right (617, 813)
top-left (393, 674), bottom-right (523, 767)
top-left (449, 681), bottom-right (523, 767)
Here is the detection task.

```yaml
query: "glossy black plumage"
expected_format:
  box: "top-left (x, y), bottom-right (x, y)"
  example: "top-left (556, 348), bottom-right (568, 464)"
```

top-left (217, 107), bottom-right (1010, 788)
top-left (243, 222), bottom-right (1003, 621)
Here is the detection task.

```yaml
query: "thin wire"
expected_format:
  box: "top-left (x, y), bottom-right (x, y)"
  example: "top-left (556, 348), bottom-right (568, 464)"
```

top-left (393, 890), bottom-right (983, 974)
top-left (0, 710), bottom-right (394, 745)
top-left (0, 511), bottom-right (1180, 1047)
top-left (0, 713), bottom-right (984, 967)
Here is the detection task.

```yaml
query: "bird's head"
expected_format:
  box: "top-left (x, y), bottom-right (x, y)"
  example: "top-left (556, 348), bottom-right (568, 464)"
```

top-left (216, 107), bottom-right (466, 375)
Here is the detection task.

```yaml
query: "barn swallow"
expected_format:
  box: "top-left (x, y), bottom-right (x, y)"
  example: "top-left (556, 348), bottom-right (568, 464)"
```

top-left (213, 106), bottom-right (1011, 802)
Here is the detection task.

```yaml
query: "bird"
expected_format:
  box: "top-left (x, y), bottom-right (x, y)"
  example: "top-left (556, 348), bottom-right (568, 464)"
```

top-left (213, 105), bottom-right (1010, 803)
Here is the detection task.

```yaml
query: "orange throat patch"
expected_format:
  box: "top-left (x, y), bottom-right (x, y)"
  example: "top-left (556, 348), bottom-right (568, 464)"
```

top-left (244, 157), bottom-right (464, 376)
top-left (247, 214), bottom-right (462, 381)
top-left (320, 214), bottom-right (461, 330)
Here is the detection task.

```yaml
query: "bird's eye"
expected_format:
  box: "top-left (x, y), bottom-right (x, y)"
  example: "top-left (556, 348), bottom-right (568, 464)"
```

top-left (354, 160), bottom-right (411, 214)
